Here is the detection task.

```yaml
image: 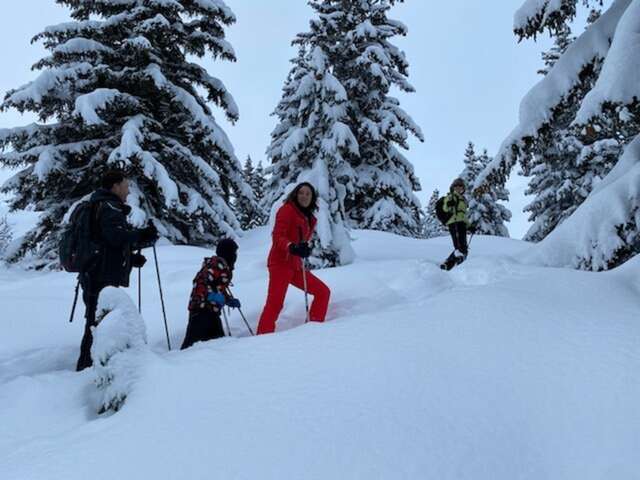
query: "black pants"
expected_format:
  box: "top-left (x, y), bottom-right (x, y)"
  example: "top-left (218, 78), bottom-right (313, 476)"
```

top-left (181, 309), bottom-right (226, 350)
top-left (76, 275), bottom-right (106, 371)
top-left (442, 222), bottom-right (468, 270)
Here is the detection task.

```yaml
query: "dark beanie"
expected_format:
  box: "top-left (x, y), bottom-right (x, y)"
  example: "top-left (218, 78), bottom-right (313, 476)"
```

top-left (216, 238), bottom-right (238, 268)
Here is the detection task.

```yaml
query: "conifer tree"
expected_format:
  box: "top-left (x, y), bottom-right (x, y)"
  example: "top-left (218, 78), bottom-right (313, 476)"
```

top-left (460, 143), bottom-right (510, 237)
top-left (477, 0), bottom-right (638, 269)
top-left (335, 0), bottom-right (425, 236)
top-left (422, 189), bottom-right (447, 239)
top-left (0, 0), bottom-right (254, 266)
top-left (238, 155), bottom-right (267, 230)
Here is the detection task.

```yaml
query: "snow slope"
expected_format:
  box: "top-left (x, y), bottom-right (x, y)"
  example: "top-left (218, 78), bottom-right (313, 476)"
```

top-left (1, 228), bottom-right (639, 480)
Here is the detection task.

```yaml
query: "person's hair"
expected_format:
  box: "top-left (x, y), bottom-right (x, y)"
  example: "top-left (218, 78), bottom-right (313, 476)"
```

top-left (286, 182), bottom-right (318, 212)
top-left (450, 178), bottom-right (466, 192)
top-left (101, 170), bottom-right (127, 190)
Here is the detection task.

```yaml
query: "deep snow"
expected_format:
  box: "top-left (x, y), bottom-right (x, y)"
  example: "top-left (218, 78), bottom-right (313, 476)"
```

top-left (1, 228), bottom-right (639, 480)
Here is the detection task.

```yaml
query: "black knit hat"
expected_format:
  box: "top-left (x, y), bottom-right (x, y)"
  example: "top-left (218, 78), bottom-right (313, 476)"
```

top-left (216, 238), bottom-right (238, 268)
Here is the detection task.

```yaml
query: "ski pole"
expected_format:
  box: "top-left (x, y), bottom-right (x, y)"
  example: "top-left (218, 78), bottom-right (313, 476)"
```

top-left (69, 278), bottom-right (81, 323)
top-left (153, 245), bottom-right (172, 350)
top-left (225, 287), bottom-right (254, 336)
top-left (222, 307), bottom-right (232, 337)
top-left (298, 227), bottom-right (310, 324)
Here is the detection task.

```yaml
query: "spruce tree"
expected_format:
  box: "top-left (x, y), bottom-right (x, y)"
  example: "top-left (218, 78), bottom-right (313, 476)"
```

top-left (238, 155), bottom-right (267, 230)
top-left (251, 160), bottom-right (268, 226)
top-left (335, 0), bottom-right (425, 236)
top-left (265, 44), bottom-right (358, 268)
top-left (459, 143), bottom-right (510, 237)
top-left (470, 150), bottom-right (511, 237)
top-left (478, 0), bottom-right (638, 269)
top-left (422, 189), bottom-right (447, 239)
top-left (0, 0), bottom-right (254, 267)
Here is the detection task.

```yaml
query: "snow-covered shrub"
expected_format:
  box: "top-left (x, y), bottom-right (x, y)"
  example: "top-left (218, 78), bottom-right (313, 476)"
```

top-left (91, 287), bottom-right (148, 414)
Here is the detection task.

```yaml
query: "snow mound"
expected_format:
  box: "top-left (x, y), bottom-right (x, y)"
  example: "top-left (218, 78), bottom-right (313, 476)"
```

top-left (91, 287), bottom-right (149, 414)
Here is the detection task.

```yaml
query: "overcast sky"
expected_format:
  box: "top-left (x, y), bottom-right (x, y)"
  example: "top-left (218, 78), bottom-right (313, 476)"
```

top-left (0, 1), bottom-right (553, 238)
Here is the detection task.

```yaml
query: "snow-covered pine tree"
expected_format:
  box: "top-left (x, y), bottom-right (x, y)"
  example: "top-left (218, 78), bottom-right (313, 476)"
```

top-left (335, 0), bottom-right (425, 237)
top-left (238, 155), bottom-right (267, 230)
top-left (476, 0), bottom-right (639, 269)
top-left (422, 189), bottom-right (447, 239)
top-left (470, 150), bottom-right (511, 237)
top-left (265, 42), bottom-right (358, 267)
top-left (0, 216), bottom-right (11, 257)
top-left (251, 159), bottom-right (268, 226)
top-left (459, 143), bottom-right (510, 237)
top-left (537, 23), bottom-right (574, 76)
top-left (0, 0), bottom-right (254, 267)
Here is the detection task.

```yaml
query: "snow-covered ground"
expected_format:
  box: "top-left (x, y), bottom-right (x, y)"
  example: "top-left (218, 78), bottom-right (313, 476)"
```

top-left (1, 228), bottom-right (639, 480)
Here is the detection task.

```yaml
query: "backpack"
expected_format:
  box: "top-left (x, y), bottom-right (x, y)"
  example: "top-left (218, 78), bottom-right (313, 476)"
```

top-left (435, 196), bottom-right (453, 227)
top-left (59, 201), bottom-right (102, 273)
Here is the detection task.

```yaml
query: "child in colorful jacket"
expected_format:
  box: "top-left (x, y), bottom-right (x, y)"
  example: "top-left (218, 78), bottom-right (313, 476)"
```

top-left (181, 238), bottom-right (241, 349)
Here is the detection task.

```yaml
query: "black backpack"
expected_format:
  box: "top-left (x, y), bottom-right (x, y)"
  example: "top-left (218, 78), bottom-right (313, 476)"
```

top-left (435, 196), bottom-right (453, 226)
top-left (59, 201), bottom-right (102, 273)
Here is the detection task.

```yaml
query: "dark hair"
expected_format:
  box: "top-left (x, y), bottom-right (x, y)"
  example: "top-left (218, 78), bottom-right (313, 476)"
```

top-left (286, 182), bottom-right (318, 213)
top-left (450, 178), bottom-right (466, 192)
top-left (101, 170), bottom-right (127, 190)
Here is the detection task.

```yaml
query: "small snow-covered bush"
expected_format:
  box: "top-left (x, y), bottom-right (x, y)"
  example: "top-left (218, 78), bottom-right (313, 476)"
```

top-left (91, 287), bottom-right (148, 414)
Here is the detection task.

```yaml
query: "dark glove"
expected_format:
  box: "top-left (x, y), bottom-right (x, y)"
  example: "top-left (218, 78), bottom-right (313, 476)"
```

top-left (446, 199), bottom-right (456, 208)
top-left (226, 297), bottom-right (241, 309)
top-left (468, 224), bottom-right (477, 234)
top-left (131, 253), bottom-right (147, 268)
top-left (139, 223), bottom-right (159, 244)
top-left (289, 242), bottom-right (311, 258)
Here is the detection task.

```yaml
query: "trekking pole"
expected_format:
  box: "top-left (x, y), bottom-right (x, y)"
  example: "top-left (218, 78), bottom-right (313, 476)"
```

top-left (152, 245), bottom-right (172, 350)
top-left (298, 227), bottom-right (311, 324)
top-left (137, 249), bottom-right (142, 314)
top-left (222, 308), bottom-right (232, 337)
top-left (69, 278), bottom-right (81, 323)
top-left (225, 287), bottom-right (254, 336)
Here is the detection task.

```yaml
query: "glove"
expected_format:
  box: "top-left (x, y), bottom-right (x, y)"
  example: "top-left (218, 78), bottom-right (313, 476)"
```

top-left (446, 199), bottom-right (456, 209)
top-left (226, 297), bottom-right (241, 309)
top-left (207, 292), bottom-right (225, 306)
top-left (288, 242), bottom-right (312, 258)
top-left (131, 253), bottom-right (147, 268)
top-left (139, 223), bottom-right (159, 244)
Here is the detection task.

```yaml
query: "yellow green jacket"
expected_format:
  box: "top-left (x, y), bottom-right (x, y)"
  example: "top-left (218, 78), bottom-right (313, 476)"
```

top-left (443, 192), bottom-right (469, 226)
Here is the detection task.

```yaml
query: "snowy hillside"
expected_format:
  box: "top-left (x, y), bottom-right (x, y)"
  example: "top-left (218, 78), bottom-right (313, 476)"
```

top-left (1, 228), bottom-right (639, 479)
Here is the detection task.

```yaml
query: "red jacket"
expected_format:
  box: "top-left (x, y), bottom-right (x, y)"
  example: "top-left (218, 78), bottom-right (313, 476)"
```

top-left (267, 201), bottom-right (317, 270)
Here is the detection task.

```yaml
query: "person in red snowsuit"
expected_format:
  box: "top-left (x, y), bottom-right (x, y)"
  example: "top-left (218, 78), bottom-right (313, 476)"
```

top-left (257, 182), bottom-right (331, 335)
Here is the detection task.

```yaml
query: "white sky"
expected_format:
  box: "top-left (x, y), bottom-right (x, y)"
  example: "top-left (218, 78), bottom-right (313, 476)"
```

top-left (0, 1), bottom-right (554, 238)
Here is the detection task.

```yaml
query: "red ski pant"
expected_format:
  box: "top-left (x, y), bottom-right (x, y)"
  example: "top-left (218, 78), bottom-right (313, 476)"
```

top-left (257, 265), bottom-right (331, 335)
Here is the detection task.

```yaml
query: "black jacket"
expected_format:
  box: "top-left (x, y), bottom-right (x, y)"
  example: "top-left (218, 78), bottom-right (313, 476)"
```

top-left (87, 189), bottom-right (145, 288)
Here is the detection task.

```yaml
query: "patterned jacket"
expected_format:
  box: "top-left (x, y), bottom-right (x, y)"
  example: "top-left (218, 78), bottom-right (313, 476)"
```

top-left (188, 256), bottom-right (232, 313)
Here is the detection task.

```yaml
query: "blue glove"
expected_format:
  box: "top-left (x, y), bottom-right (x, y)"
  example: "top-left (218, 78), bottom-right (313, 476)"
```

top-left (226, 297), bottom-right (241, 309)
top-left (207, 292), bottom-right (225, 306)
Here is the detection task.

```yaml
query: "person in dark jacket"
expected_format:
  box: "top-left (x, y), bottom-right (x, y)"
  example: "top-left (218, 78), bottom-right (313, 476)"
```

top-left (181, 238), bottom-right (241, 349)
top-left (76, 170), bottom-right (158, 371)
top-left (440, 178), bottom-right (474, 271)
top-left (256, 182), bottom-right (330, 335)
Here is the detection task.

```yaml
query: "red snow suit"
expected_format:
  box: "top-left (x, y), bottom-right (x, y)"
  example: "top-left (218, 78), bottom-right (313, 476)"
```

top-left (257, 201), bottom-right (330, 334)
